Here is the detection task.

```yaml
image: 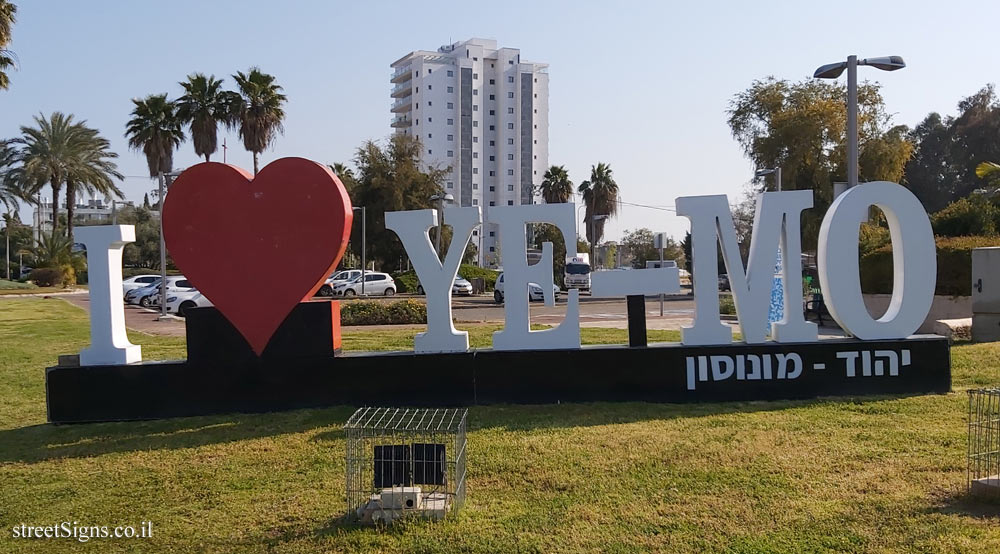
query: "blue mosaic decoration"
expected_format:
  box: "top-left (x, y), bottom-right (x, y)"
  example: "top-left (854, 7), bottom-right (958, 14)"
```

top-left (768, 247), bottom-right (784, 324)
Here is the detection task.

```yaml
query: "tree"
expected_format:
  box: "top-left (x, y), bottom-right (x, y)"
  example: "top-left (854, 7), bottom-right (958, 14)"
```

top-left (533, 223), bottom-right (568, 283)
top-left (0, 1), bottom-right (16, 91)
top-left (233, 67), bottom-right (287, 175)
top-left (17, 112), bottom-right (103, 240)
top-left (115, 204), bottom-right (170, 269)
top-left (125, 94), bottom-right (185, 178)
top-left (32, 231), bottom-right (84, 284)
top-left (621, 228), bottom-right (684, 269)
top-left (904, 113), bottom-right (961, 212)
top-left (539, 165), bottom-right (573, 204)
top-left (0, 139), bottom-right (22, 209)
top-left (904, 86), bottom-right (1000, 211)
top-left (949, 85), bottom-right (1000, 198)
top-left (681, 231), bottom-right (692, 273)
top-left (727, 77), bottom-right (913, 248)
top-left (350, 134), bottom-right (447, 271)
top-left (578, 162), bottom-right (619, 245)
top-left (329, 162), bottom-right (358, 193)
top-left (143, 192), bottom-right (150, 209)
top-left (63, 130), bottom-right (124, 241)
top-left (175, 73), bottom-right (240, 162)
top-left (976, 161), bottom-right (1000, 189)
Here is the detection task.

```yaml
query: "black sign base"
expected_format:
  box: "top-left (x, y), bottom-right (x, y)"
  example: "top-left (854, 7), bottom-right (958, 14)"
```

top-left (45, 335), bottom-right (951, 423)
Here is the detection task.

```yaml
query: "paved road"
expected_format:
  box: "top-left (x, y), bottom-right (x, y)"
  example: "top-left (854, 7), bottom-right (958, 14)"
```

top-left (55, 291), bottom-right (699, 336)
top-left (49, 291), bottom-right (846, 338)
top-left (449, 293), bottom-right (698, 329)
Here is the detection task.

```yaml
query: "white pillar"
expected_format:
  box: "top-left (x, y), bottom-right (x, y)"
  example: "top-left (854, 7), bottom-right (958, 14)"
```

top-left (77, 225), bottom-right (142, 366)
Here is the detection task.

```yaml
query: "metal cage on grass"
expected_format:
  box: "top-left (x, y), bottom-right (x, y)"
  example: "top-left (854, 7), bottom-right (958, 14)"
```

top-left (345, 407), bottom-right (467, 524)
top-left (968, 388), bottom-right (1000, 497)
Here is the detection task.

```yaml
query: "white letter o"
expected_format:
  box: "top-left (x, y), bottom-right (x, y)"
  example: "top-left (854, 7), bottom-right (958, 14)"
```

top-left (818, 181), bottom-right (936, 339)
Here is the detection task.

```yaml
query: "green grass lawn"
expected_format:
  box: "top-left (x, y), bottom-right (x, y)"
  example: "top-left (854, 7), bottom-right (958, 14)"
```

top-left (0, 280), bottom-right (86, 296)
top-left (1, 298), bottom-right (1000, 552)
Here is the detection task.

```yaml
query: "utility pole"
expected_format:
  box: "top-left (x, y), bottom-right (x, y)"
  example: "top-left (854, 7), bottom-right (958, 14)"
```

top-left (158, 172), bottom-right (167, 318)
top-left (157, 170), bottom-right (182, 319)
top-left (846, 55), bottom-right (859, 188)
top-left (222, 138), bottom-right (227, 164)
top-left (4, 212), bottom-right (10, 281)
top-left (353, 206), bottom-right (366, 295)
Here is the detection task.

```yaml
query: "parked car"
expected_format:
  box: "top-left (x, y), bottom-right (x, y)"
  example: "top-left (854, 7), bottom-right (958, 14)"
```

top-left (317, 269), bottom-right (362, 297)
top-left (718, 273), bottom-right (731, 292)
top-left (165, 289), bottom-right (213, 317)
top-left (493, 272), bottom-right (560, 303)
top-left (128, 276), bottom-right (195, 308)
top-left (124, 278), bottom-right (161, 305)
top-left (122, 274), bottom-right (160, 295)
top-left (333, 272), bottom-right (396, 296)
top-left (452, 277), bottom-right (473, 296)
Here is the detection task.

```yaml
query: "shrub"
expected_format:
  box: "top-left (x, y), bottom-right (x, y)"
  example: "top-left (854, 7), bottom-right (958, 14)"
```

top-left (28, 267), bottom-right (63, 287)
top-left (932, 196), bottom-right (1000, 237)
top-left (393, 271), bottom-right (419, 293)
top-left (392, 264), bottom-right (499, 293)
top-left (340, 299), bottom-right (427, 326)
top-left (859, 222), bottom-right (891, 257)
top-left (457, 265), bottom-right (499, 291)
top-left (0, 279), bottom-right (37, 291)
top-left (860, 235), bottom-right (1000, 297)
top-left (719, 294), bottom-right (736, 315)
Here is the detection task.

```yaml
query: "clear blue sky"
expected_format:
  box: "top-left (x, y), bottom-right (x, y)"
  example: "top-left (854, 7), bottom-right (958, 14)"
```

top-left (3, 0), bottom-right (998, 241)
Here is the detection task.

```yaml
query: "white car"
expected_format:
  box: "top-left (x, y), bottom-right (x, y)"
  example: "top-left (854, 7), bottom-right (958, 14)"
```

top-left (122, 274), bottom-right (159, 295)
top-left (317, 269), bottom-right (362, 297)
top-left (333, 272), bottom-right (396, 296)
top-left (415, 276), bottom-right (474, 296)
top-left (452, 277), bottom-right (473, 296)
top-left (165, 290), bottom-right (213, 317)
top-left (128, 276), bottom-right (196, 308)
top-left (493, 272), bottom-right (560, 303)
top-left (124, 278), bottom-right (162, 305)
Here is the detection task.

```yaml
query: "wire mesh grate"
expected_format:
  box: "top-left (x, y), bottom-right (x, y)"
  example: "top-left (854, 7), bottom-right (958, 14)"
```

top-left (968, 388), bottom-right (1000, 497)
top-left (345, 407), bottom-right (467, 524)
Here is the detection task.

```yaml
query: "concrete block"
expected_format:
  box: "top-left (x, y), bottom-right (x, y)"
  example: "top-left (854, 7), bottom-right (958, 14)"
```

top-left (933, 318), bottom-right (972, 342)
top-left (973, 314), bottom-right (1000, 343)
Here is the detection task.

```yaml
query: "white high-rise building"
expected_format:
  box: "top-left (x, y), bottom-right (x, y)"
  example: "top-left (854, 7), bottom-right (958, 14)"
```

top-left (390, 38), bottom-right (549, 267)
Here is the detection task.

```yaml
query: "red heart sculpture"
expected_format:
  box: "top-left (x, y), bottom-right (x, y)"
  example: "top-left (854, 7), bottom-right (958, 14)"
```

top-left (163, 158), bottom-right (352, 355)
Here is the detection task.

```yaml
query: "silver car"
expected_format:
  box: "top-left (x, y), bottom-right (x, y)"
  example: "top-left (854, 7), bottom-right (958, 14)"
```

top-left (333, 272), bottom-right (396, 296)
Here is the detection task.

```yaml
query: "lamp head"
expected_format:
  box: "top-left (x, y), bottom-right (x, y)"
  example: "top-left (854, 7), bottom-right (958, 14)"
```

top-left (813, 61), bottom-right (847, 79)
top-left (860, 56), bottom-right (905, 71)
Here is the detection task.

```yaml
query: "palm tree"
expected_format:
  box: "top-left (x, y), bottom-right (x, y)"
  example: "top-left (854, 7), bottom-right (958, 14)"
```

top-left (233, 67), bottom-right (287, 175)
top-left (577, 162), bottom-right (619, 245)
top-left (976, 162), bottom-right (1000, 183)
top-left (17, 112), bottom-right (91, 240)
top-left (0, 139), bottom-right (22, 209)
top-left (63, 132), bottom-right (124, 241)
top-left (175, 73), bottom-right (240, 162)
top-left (539, 165), bottom-right (573, 204)
top-left (330, 162), bottom-right (354, 181)
top-left (125, 93), bottom-right (185, 179)
top-left (0, 1), bottom-right (16, 91)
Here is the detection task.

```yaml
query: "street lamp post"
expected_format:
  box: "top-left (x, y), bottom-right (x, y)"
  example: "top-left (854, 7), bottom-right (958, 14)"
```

top-left (353, 206), bottom-right (366, 295)
top-left (158, 169), bottom-right (183, 319)
top-left (589, 214), bottom-right (609, 266)
top-left (4, 212), bottom-right (11, 281)
top-left (813, 55), bottom-right (905, 188)
top-left (755, 167), bottom-right (782, 192)
top-left (429, 193), bottom-right (455, 259)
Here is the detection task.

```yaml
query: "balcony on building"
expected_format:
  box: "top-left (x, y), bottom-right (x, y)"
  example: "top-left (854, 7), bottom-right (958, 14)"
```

top-left (391, 82), bottom-right (412, 99)
top-left (391, 98), bottom-right (412, 113)
top-left (391, 64), bottom-right (412, 84)
top-left (391, 116), bottom-right (412, 128)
